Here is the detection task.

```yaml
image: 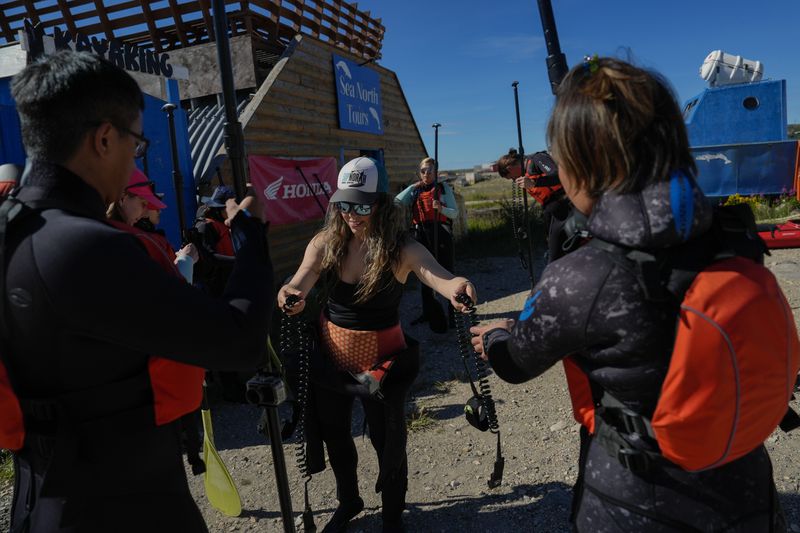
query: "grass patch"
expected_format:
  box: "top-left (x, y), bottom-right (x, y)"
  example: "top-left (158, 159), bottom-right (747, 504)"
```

top-left (457, 198), bottom-right (546, 260)
top-left (1, 450), bottom-right (13, 484)
top-left (433, 381), bottom-right (451, 394)
top-left (406, 404), bottom-right (438, 432)
top-left (455, 177), bottom-right (513, 203)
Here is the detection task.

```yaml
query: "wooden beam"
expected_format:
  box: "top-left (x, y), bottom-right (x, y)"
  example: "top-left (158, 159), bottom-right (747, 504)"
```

top-left (55, 0), bottom-right (78, 36)
top-left (166, 0), bottom-right (189, 47)
top-left (91, 0), bottom-right (116, 41)
top-left (0, 8), bottom-right (15, 42)
top-left (138, 0), bottom-right (163, 52)
top-left (197, 0), bottom-right (216, 42)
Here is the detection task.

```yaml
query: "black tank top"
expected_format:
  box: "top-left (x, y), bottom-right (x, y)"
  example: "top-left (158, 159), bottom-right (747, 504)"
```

top-left (326, 269), bottom-right (403, 330)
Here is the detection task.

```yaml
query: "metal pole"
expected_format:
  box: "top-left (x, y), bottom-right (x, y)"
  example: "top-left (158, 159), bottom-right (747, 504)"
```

top-left (211, 0), bottom-right (248, 201)
top-left (432, 123), bottom-right (441, 262)
top-left (161, 103), bottom-right (186, 240)
top-left (536, 0), bottom-right (569, 94)
top-left (311, 173), bottom-right (331, 200)
top-left (512, 82), bottom-right (535, 289)
top-left (295, 167), bottom-right (326, 216)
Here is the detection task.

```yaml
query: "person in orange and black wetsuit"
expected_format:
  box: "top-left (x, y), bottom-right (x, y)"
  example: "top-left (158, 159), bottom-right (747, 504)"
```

top-left (1, 51), bottom-right (273, 533)
top-left (496, 149), bottom-right (585, 262)
top-left (395, 157), bottom-right (459, 331)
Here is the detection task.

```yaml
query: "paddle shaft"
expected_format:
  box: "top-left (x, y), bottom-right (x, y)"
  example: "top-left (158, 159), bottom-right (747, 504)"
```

top-left (512, 82), bottom-right (535, 290)
top-left (162, 103), bottom-right (187, 241)
top-left (263, 404), bottom-right (294, 533)
top-left (432, 123), bottom-right (441, 262)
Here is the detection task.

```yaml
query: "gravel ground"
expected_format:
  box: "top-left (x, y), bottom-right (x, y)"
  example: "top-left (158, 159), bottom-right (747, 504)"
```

top-left (3, 250), bottom-right (800, 532)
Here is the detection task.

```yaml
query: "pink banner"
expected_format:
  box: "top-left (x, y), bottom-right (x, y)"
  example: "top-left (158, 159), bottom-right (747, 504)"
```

top-left (248, 156), bottom-right (337, 226)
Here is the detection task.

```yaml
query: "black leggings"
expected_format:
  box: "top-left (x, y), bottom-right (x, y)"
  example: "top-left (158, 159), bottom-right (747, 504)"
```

top-left (312, 351), bottom-right (419, 522)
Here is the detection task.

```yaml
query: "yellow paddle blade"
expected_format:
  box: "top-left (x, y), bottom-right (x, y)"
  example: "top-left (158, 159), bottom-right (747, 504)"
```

top-left (202, 409), bottom-right (242, 517)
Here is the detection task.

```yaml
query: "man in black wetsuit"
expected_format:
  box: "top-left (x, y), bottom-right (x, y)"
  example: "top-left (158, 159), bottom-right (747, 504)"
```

top-left (1, 51), bottom-right (273, 532)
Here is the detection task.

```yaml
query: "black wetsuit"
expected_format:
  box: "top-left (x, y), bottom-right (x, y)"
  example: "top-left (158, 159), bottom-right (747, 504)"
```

top-left (484, 175), bottom-right (786, 532)
top-left (311, 270), bottom-right (419, 524)
top-left (2, 162), bottom-right (273, 532)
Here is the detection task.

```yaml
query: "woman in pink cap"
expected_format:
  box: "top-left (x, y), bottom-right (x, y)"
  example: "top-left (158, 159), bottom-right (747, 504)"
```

top-left (107, 169), bottom-right (198, 278)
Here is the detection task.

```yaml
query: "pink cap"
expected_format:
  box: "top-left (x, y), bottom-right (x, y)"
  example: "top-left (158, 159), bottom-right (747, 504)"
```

top-left (126, 169), bottom-right (167, 210)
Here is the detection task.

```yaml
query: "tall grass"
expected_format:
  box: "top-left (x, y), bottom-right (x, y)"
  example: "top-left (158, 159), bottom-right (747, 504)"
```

top-left (457, 197), bottom-right (546, 259)
top-left (1, 450), bottom-right (12, 484)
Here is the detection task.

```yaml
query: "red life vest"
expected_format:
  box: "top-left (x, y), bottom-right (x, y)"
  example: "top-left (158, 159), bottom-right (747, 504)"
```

top-left (412, 184), bottom-right (449, 225)
top-left (0, 181), bottom-right (15, 198)
top-left (207, 218), bottom-right (235, 256)
top-left (564, 247), bottom-right (800, 472)
top-left (524, 157), bottom-right (563, 206)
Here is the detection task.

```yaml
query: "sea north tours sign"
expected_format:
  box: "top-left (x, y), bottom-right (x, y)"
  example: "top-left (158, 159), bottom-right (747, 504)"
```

top-left (332, 54), bottom-right (383, 135)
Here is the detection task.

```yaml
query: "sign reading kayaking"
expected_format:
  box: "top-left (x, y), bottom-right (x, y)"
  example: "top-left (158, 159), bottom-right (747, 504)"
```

top-left (332, 54), bottom-right (383, 135)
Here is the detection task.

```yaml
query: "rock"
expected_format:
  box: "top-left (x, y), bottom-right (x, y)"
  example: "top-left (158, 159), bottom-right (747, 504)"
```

top-left (549, 421), bottom-right (568, 432)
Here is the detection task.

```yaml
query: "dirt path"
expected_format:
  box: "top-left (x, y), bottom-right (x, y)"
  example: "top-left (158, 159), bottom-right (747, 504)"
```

top-left (3, 251), bottom-right (800, 532)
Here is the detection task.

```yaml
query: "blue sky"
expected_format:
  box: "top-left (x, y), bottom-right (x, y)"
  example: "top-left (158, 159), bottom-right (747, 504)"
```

top-left (361, 0), bottom-right (800, 170)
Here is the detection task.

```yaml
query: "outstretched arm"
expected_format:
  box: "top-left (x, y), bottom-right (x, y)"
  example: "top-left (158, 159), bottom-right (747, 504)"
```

top-left (277, 233), bottom-right (326, 315)
top-left (399, 239), bottom-right (476, 311)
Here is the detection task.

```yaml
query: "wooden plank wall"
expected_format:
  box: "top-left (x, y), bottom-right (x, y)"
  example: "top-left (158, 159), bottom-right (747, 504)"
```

top-left (228, 34), bottom-right (427, 281)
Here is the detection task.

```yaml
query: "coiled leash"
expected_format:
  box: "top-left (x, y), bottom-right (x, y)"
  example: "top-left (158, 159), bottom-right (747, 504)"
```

top-left (453, 294), bottom-right (505, 489)
top-left (280, 294), bottom-right (316, 532)
top-left (510, 179), bottom-right (528, 272)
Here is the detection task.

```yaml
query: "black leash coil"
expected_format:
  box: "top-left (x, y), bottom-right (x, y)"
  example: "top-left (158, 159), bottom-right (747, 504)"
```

top-left (279, 294), bottom-right (316, 532)
top-left (453, 294), bottom-right (504, 489)
top-left (510, 180), bottom-right (528, 272)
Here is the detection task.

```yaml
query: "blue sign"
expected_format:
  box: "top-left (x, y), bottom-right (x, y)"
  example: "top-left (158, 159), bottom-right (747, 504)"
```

top-left (332, 54), bottom-right (383, 135)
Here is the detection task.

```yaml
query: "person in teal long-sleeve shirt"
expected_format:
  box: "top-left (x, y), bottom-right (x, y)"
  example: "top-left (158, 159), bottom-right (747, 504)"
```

top-left (395, 157), bottom-right (458, 330)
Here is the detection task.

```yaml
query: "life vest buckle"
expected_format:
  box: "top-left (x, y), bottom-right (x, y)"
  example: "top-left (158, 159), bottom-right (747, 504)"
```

top-left (617, 447), bottom-right (650, 474)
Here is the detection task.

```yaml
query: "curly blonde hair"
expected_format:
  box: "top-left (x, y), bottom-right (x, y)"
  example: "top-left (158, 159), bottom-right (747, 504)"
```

top-left (320, 194), bottom-right (408, 303)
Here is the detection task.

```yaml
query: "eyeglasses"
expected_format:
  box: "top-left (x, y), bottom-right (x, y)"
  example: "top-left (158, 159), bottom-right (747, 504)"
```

top-left (116, 125), bottom-right (150, 159)
top-left (420, 167), bottom-right (434, 174)
top-left (335, 202), bottom-right (373, 216)
top-left (125, 179), bottom-right (156, 192)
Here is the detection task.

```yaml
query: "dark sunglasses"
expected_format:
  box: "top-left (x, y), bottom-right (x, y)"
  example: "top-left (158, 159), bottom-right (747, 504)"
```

top-left (335, 202), bottom-right (373, 216)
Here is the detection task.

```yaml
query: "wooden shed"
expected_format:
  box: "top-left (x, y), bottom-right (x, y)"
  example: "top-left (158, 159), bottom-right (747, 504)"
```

top-left (233, 34), bottom-right (427, 279)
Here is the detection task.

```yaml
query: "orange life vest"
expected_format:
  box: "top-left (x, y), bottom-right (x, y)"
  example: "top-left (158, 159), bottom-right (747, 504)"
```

top-left (564, 243), bottom-right (800, 471)
top-left (412, 184), bottom-right (449, 225)
top-left (524, 156), bottom-right (563, 206)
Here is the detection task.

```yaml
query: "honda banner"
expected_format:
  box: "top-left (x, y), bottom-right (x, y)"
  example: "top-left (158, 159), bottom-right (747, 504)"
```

top-left (248, 155), bottom-right (337, 225)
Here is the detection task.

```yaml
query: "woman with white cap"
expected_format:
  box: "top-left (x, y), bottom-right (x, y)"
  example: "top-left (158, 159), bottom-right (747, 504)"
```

top-left (278, 157), bottom-right (477, 533)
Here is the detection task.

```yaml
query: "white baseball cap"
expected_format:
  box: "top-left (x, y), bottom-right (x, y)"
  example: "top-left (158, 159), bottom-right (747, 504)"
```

top-left (330, 157), bottom-right (389, 204)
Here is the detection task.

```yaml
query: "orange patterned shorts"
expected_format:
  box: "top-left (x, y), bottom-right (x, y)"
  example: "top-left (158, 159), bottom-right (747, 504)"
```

top-left (320, 314), bottom-right (406, 373)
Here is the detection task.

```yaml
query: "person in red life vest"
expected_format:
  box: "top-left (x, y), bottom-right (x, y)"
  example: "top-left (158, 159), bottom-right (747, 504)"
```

top-left (471, 57), bottom-right (795, 531)
top-left (395, 157), bottom-right (458, 331)
top-left (1, 51), bottom-right (273, 533)
top-left (0, 163), bottom-right (21, 198)
top-left (192, 185), bottom-right (236, 296)
top-left (279, 157), bottom-right (476, 533)
top-left (107, 169), bottom-right (198, 278)
top-left (496, 149), bottom-right (585, 262)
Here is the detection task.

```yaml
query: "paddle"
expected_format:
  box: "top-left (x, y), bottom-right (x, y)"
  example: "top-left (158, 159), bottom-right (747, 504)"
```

top-left (201, 383), bottom-right (242, 517)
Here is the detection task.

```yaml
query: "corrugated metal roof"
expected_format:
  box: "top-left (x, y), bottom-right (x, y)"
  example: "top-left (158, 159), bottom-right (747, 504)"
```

top-left (187, 98), bottom-right (249, 186)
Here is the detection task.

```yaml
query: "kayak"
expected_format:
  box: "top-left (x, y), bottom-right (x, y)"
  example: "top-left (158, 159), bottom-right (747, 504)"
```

top-left (757, 220), bottom-right (800, 249)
